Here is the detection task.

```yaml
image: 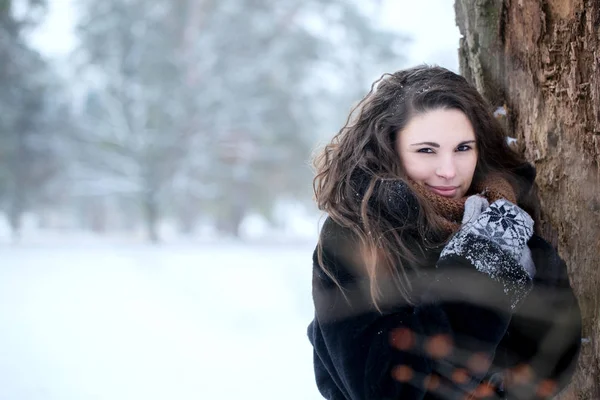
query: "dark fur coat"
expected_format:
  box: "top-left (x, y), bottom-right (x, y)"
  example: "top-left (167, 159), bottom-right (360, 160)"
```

top-left (307, 166), bottom-right (581, 400)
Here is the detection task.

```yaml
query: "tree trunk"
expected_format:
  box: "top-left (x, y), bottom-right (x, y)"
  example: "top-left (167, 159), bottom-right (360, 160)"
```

top-left (177, 198), bottom-right (199, 235)
top-left (8, 156), bottom-right (24, 243)
top-left (88, 197), bottom-right (108, 233)
top-left (143, 192), bottom-right (160, 243)
top-left (456, 0), bottom-right (600, 398)
top-left (8, 125), bottom-right (27, 243)
top-left (216, 202), bottom-right (245, 238)
top-left (8, 196), bottom-right (22, 243)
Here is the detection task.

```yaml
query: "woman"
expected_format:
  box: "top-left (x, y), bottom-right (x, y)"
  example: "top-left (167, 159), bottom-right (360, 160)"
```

top-left (307, 65), bottom-right (581, 400)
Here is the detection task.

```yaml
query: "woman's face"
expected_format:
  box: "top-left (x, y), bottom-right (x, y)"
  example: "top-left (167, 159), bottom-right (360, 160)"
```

top-left (396, 108), bottom-right (478, 199)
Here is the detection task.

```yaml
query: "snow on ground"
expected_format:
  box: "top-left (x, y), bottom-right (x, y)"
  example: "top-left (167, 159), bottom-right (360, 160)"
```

top-left (0, 238), bottom-right (321, 400)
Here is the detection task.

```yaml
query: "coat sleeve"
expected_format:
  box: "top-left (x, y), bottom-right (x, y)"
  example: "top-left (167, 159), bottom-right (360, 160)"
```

top-left (307, 217), bottom-right (532, 400)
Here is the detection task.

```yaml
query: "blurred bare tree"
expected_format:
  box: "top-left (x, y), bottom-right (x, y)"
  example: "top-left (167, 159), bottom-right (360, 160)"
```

top-left (0, 0), bottom-right (408, 242)
top-left (0, 0), bottom-right (68, 241)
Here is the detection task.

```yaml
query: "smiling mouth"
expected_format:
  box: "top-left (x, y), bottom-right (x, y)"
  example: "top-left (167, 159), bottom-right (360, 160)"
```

top-left (426, 184), bottom-right (459, 197)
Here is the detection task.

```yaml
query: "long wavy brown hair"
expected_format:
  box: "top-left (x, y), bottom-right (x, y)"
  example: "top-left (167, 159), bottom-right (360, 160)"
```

top-left (312, 65), bottom-right (541, 309)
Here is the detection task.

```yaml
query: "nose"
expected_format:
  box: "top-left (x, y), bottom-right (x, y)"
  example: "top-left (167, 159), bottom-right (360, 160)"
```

top-left (435, 156), bottom-right (457, 180)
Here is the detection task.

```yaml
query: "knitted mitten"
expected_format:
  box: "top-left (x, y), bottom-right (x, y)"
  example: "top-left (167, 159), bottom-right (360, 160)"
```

top-left (461, 195), bottom-right (489, 225)
top-left (457, 198), bottom-right (534, 264)
top-left (440, 199), bottom-right (535, 308)
top-left (461, 196), bottom-right (536, 279)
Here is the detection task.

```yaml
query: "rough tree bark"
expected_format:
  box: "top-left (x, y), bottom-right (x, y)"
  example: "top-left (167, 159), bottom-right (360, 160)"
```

top-left (456, 0), bottom-right (600, 398)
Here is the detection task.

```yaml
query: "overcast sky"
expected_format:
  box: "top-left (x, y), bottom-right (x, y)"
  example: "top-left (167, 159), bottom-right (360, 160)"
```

top-left (30, 0), bottom-right (461, 70)
top-left (380, 0), bottom-right (461, 70)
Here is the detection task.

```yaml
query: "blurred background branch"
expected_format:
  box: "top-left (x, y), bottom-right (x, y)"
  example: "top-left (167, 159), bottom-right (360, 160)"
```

top-left (0, 0), bottom-right (459, 243)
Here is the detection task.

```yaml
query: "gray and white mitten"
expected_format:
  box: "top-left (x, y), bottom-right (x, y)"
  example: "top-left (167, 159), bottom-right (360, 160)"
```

top-left (462, 195), bottom-right (489, 225)
top-left (441, 199), bottom-right (535, 308)
top-left (462, 196), bottom-right (536, 279)
top-left (460, 198), bottom-right (534, 260)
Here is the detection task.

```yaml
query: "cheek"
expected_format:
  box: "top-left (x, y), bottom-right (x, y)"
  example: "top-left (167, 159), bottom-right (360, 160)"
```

top-left (459, 154), bottom-right (478, 182)
top-left (402, 156), bottom-right (433, 182)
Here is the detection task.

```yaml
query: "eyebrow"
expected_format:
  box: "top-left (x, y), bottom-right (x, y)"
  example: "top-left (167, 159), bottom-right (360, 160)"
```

top-left (410, 140), bottom-right (476, 147)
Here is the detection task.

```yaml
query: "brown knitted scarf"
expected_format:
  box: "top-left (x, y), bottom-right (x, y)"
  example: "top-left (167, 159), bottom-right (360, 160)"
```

top-left (411, 174), bottom-right (517, 235)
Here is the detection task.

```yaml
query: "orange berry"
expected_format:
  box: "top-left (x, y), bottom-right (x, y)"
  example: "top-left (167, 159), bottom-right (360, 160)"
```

top-left (473, 381), bottom-right (495, 397)
top-left (391, 365), bottom-right (414, 382)
top-left (452, 368), bottom-right (470, 384)
top-left (467, 353), bottom-right (491, 374)
top-left (424, 374), bottom-right (440, 391)
top-left (536, 379), bottom-right (557, 398)
top-left (425, 334), bottom-right (453, 359)
top-left (390, 328), bottom-right (415, 351)
top-left (507, 364), bottom-right (534, 386)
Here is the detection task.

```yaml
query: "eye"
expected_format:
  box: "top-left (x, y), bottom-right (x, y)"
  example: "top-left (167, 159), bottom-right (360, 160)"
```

top-left (417, 148), bottom-right (435, 154)
top-left (456, 145), bottom-right (473, 152)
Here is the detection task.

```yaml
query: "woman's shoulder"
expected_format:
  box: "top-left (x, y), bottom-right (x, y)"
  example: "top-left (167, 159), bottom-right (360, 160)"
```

top-left (313, 216), bottom-right (362, 285)
top-left (314, 214), bottom-right (426, 284)
top-left (356, 173), bottom-right (421, 224)
top-left (318, 215), bottom-right (365, 252)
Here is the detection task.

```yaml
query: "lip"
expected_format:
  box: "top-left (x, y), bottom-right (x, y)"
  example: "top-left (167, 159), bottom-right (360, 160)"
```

top-left (426, 184), bottom-right (459, 197)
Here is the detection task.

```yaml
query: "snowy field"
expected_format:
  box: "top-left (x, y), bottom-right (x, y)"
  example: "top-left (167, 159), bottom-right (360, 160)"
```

top-left (0, 237), bottom-right (321, 400)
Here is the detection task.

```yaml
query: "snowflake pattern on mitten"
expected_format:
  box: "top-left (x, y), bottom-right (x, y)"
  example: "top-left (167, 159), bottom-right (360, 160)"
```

top-left (463, 199), bottom-right (534, 262)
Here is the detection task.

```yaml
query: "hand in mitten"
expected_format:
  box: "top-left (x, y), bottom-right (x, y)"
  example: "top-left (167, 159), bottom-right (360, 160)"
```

top-left (462, 196), bottom-right (536, 278)
top-left (462, 195), bottom-right (489, 225)
top-left (440, 199), bottom-right (535, 309)
top-left (459, 198), bottom-right (534, 262)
